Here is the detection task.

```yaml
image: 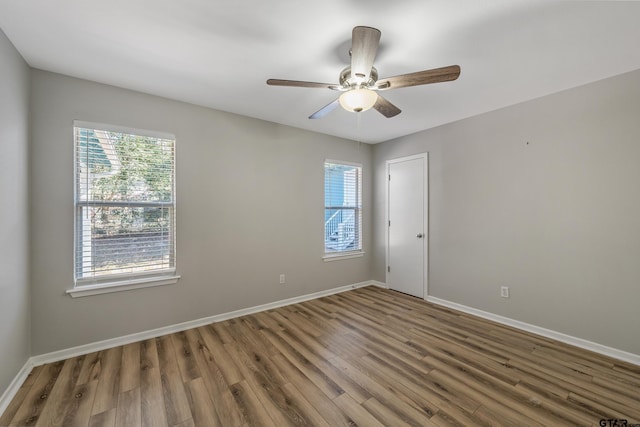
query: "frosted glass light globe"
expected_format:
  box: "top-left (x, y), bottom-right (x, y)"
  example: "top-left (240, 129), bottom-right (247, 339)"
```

top-left (338, 88), bottom-right (378, 113)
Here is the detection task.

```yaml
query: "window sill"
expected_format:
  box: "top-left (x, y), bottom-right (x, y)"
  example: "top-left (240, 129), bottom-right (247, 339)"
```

top-left (67, 275), bottom-right (181, 298)
top-left (323, 251), bottom-right (365, 262)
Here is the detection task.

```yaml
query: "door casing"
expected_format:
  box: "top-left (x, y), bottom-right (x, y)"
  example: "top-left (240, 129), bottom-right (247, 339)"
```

top-left (385, 152), bottom-right (429, 299)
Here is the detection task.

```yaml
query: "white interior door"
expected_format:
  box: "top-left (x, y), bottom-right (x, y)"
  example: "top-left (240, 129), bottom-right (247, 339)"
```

top-left (387, 154), bottom-right (427, 298)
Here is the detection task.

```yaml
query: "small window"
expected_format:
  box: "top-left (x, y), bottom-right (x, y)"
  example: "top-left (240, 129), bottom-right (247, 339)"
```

top-left (73, 122), bottom-right (177, 290)
top-left (324, 161), bottom-right (362, 257)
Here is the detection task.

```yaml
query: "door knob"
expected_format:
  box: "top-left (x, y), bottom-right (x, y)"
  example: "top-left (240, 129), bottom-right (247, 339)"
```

top-left (416, 233), bottom-right (423, 238)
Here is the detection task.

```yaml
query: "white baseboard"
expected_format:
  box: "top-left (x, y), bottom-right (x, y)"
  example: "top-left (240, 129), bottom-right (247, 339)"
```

top-left (426, 295), bottom-right (640, 366)
top-left (28, 280), bottom-right (375, 367)
top-left (0, 359), bottom-right (34, 418)
top-left (1, 280), bottom-right (377, 415)
top-left (369, 280), bottom-right (388, 289)
top-left (7, 280), bottom-right (635, 417)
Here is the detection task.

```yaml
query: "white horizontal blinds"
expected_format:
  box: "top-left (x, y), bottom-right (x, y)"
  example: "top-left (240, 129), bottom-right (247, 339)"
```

top-left (74, 125), bottom-right (176, 283)
top-left (324, 161), bottom-right (362, 254)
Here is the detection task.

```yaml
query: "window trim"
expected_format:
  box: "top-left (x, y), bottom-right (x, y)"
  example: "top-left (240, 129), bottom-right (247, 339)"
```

top-left (322, 251), bottom-right (365, 262)
top-left (69, 120), bottom-right (178, 296)
top-left (66, 273), bottom-right (181, 298)
top-left (323, 159), bottom-right (364, 260)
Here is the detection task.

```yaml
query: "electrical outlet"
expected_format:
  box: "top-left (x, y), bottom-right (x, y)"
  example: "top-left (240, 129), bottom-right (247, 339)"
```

top-left (500, 286), bottom-right (510, 298)
top-left (279, 274), bottom-right (286, 284)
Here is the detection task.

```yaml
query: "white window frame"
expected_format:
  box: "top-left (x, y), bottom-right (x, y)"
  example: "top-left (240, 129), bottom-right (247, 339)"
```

top-left (67, 121), bottom-right (180, 297)
top-left (323, 160), bottom-right (364, 261)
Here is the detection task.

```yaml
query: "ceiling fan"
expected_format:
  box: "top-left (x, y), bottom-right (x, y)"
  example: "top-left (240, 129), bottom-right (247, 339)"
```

top-left (267, 26), bottom-right (461, 119)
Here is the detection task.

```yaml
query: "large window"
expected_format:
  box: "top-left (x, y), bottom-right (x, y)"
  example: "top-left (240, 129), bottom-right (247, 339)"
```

top-left (324, 161), bottom-right (362, 257)
top-left (73, 122), bottom-right (177, 292)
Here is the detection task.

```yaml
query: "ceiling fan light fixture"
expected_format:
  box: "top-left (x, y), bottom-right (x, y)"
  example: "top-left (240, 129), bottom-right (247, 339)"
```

top-left (338, 88), bottom-right (378, 113)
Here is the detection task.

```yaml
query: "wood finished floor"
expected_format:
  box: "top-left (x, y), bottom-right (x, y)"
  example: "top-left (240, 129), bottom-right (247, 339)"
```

top-left (2, 286), bottom-right (639, 427)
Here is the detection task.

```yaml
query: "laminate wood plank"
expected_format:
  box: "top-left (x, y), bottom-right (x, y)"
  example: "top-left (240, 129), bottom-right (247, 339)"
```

top-left (272, 329), bottom-right (372, 404)
top-left (425, 355), bottom-right (573, 426)
top-left (312, 329), bottom-right (370, 360)
top-left (570, 387), bottom-right (640, 420)
top-left (468, 334), bottom-right (596, 384)
top-left (430, 349), bottom-right (585, 426)
top-left (530, 345), bottom-right (640, 397)
top-left (612, 361), bottom-right (640, 378)
top-left (61, 380), bottom-right (99, 427)
top-left (184, 377), bottom-right (221, 427)
top-left (581, 359), bottom-right (640, 386)
top-left (198, 324), bottom-right (244, 385)
top-left (77, 352), bottom-right (103, 386)
top-left (428, 369), bottom-right (545, 426)
top-left (209, 321), bottom-right (235, 345)
top-left (223, 340), bottom-right (308, 426)
top-left (115, 387), bottom-right (141, 427)
top-left (228, 315), bottom-right (280, 357)
top-left (591, 374), bottom-right (640, 400)
top-left (183, 327), bottom-right (247, 427)
top-left (296, 309), bottom-right (348, 340)
top-left (331, 393), bottom-right (386, 427)
top-left (3, 286), bottom-right (639, 426)
top-left (328, 355), bottom-right (438, 426)
top-left (155, 335), bottom-right (192, 426)
top-left (306, 297), bottom-right (340, 316)
top-left (567, 392), bottom-right (631, 421)
top-left (23, 366), bottom-right (44, 388)
top-left (513, 382), bottom-right (596, 426)
top-left (506, 356), bottom-right (640, 418)
top-left (259, 327), bottom-right (345, 400)
top-left (1, 386), bottom-right (29, 426)
top-left (281, 382), bottom-right (333, 427)
top-left (389, 312), bottom-right (473, 344)
top-left (278, 305), bottom-right (326, 337)
top-left (297, 301), bottom-right (338, 322)
top-left (88, 408), bottom-right (116, 427)
top-left (357, 353), bottom-right (481, 418)
top-left (472, 404), bottom-right (528, 427)
top-left (328, 298), bottom-right (396, 333)
top-left (119, 342), bottom-right (141, 393)
top-left (270, 354), bottom-right (354, 427)
top-left (534, 343), bottom-right (619, 368)
top-left (91, 347), bottom-right (123, 415)
top-left (229, 380), bottom-right (277, 427)
top-left (222, 326), bottom-right (287, 388)
top-left (332, 314), bottom-right (428, 362)
top-left (250, 310), bottom-right (286, 332)
top-left (171, 419), bottom-right (195, 427)
top-left (9, 361), bottom-right (64, 426)
top-left (139, 338), bottom-right (169, 427)
top-left (276, 320), bottom-right (338, 362)
top-left (170, 331), bottom-right (201, 382)
top-left (0, 366), bottom-right (40, 426)
top-left (338, 325), bottom-right (435, 374)
top-left (35, 355), bottom-right (86, 427)
top-left (408, 333), bottom-right (519, 386)
top-left (361, 397), bottom-right (414, 427)
top-left (430, 404), bottom-right (491, 427)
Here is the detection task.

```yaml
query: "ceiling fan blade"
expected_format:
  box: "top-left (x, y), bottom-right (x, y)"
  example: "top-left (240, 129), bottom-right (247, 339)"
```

top-left (267, 79), bottom-right (340, 90)
top-left (350, 26), bottom-right (381, 81)
top-left (373, 95), bottom-right (401, 118)
top-left (309, 98), bottom-right (340, 119)
top-left (375, 65), bottom-right (461, 90)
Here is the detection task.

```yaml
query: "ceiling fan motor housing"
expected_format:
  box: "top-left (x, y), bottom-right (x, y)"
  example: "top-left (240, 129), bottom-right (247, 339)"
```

top-left (340, 66), bottom-right (378, 89)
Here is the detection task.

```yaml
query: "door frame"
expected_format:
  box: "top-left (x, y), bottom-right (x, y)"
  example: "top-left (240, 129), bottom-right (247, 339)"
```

top-left (385, 152), bottom-right (429, 299)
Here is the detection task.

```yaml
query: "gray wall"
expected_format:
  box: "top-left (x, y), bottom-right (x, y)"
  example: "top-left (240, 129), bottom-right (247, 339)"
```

top-left (373, 69), bottom-right (640, 355)
top-left (0, 30), bottom-right (31, 395)
top-left (30, 70), bottom-right (372, 355)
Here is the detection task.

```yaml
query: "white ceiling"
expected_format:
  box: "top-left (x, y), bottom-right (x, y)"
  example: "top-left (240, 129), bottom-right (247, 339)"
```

top-left (1, 1), bottom-right (640, 143)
